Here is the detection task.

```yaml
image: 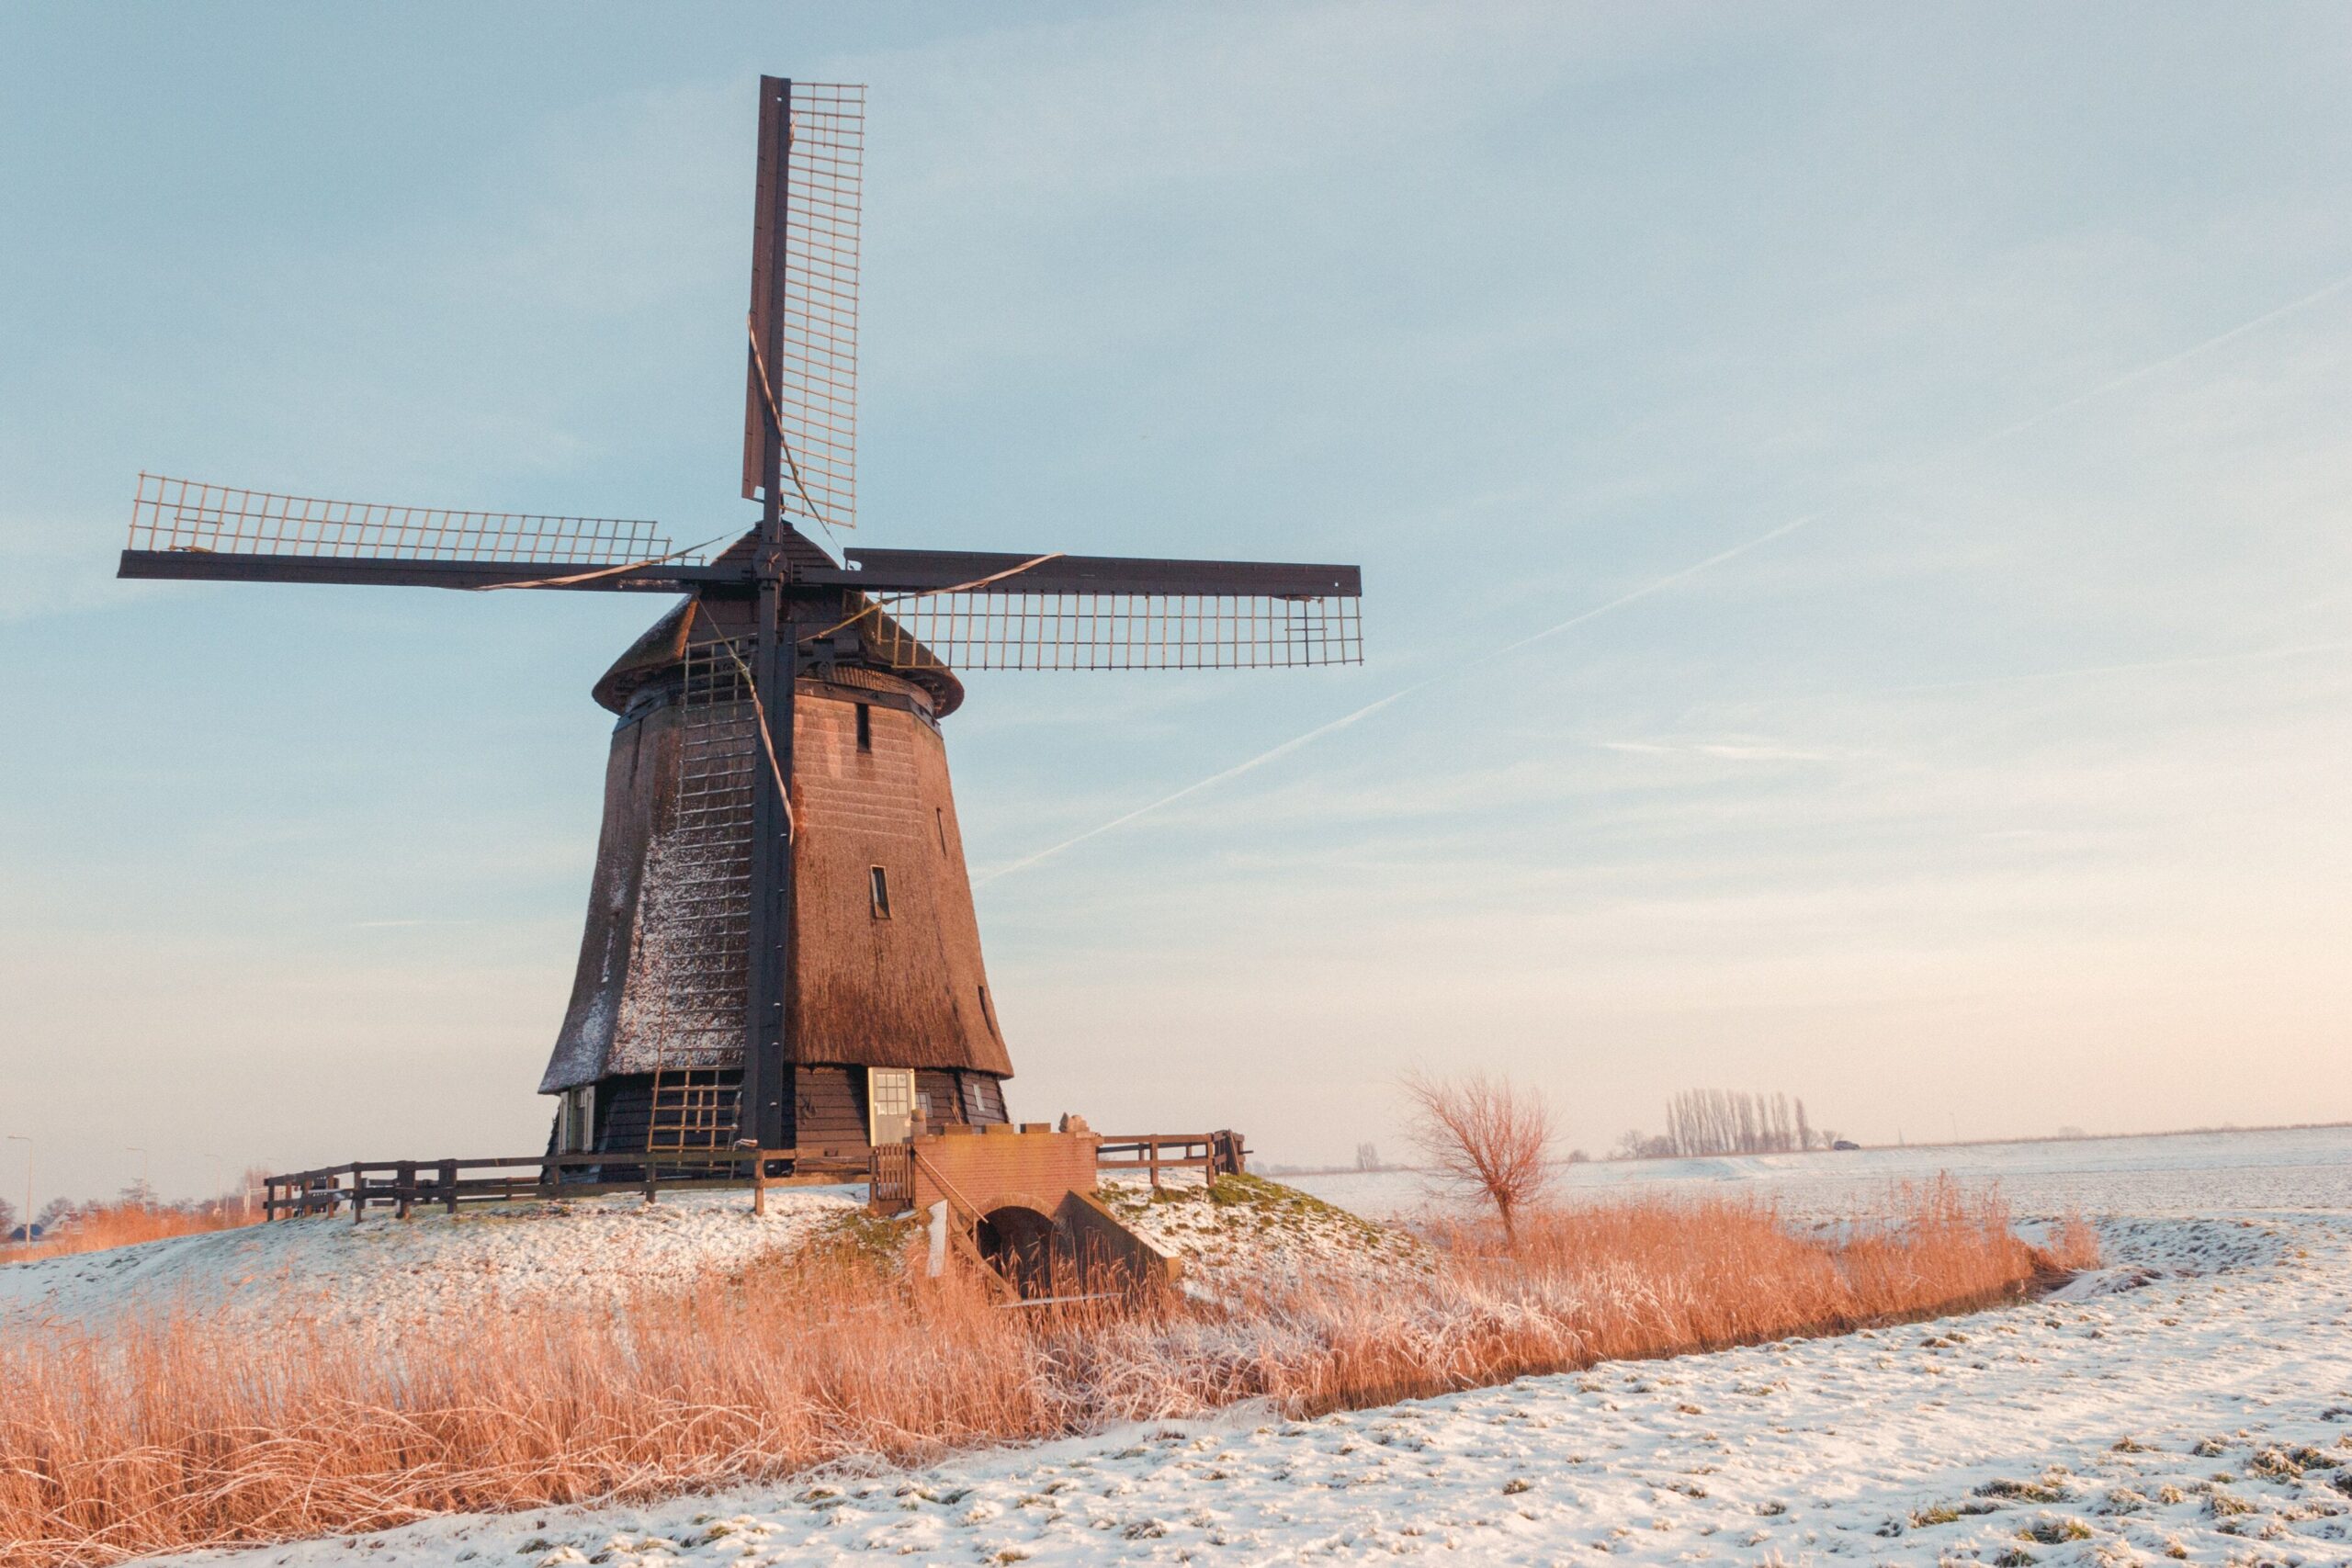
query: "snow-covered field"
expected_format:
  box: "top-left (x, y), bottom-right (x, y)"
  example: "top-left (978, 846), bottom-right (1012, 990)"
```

top-left (104, 1125), bottom-right (2352, 1566)
top-left (1287, 1123), bottom-right (2352, 1222)
top-left (0, 1186), bottom-right (864, 1338)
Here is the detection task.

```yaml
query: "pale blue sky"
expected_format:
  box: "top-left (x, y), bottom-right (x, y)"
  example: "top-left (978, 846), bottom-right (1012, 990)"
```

top-left (4, 4), bottom-right (2349, 1202)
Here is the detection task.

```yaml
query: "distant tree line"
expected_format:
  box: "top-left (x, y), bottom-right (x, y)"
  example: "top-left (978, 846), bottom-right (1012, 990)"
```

top-left (1614, 1089), bottom-right (1838, 1159)
top-left (3, 1172), bottom-right (270, 1246)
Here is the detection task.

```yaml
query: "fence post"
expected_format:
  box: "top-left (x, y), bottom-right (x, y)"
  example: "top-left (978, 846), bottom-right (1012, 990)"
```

top-left (643, 1164), bottom-right (659, 1205)
top-left (1148, 1138), bottom-right (1160, 1191)
top-left (395, 1160), bottom-right (416, 1221)
top-left (439, 1158), bottom-right (458, 1214)
top-left (349, 1163), bottom-right (364, 1225)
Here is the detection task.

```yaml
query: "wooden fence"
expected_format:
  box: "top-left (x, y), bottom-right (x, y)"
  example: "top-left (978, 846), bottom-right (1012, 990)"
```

top-left (262, 1148), bottom-right (870, 1223)
top-left (1095, 1130), bottom-right (1249, 1187)
top-left (264, 1129), bottom-right (1250, 1221)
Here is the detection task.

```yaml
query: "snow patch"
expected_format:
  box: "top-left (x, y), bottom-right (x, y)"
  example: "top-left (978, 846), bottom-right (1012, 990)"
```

top-left (0, 1186), bottom-right (863, 1340)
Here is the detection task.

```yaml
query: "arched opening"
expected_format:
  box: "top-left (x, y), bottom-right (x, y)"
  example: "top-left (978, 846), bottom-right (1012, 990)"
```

top-left (975, 1204), bottom-right (1057, 1298)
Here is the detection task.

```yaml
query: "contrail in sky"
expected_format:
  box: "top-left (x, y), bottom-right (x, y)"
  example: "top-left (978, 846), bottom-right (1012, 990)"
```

top-left (973, 522), bottom-right (1832, 885)
top-left (976, 268), bottom-right (2352, 886)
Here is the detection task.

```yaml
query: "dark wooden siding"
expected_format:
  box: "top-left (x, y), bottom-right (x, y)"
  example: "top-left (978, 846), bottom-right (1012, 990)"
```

top-left (594, 1074), bottom-right (654, 1155)
top-left (961, 1073), bottom-right (1008, 1125)
top-left (794, 1066), bottom-right (868, 1152)
top-left (917, 1070), bottom-right (963, 1134)
top-left (592, 1067), bottom-right (1004, 1160)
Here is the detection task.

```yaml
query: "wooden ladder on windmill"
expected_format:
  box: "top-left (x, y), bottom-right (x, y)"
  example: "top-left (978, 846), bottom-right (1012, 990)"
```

top-left (645, 634), bottom-right (763, 1172)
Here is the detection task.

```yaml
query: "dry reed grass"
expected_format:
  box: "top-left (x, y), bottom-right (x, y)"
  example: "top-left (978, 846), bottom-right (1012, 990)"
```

top-left (6, 1200), bottom-right (257, 1264)
top-left (0, 1180), bottom-right (2089, 1566)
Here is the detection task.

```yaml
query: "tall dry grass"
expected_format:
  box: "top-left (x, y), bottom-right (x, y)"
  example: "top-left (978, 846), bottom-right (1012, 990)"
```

top-left (0, 1180), bottom-right (2089, 1566)
top-left (7, 1200), bottom-right (258, 1263)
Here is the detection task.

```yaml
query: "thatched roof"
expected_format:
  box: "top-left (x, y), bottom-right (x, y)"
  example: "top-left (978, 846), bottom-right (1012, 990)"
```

top-left (542, 670), bottom-right (1012, 1091)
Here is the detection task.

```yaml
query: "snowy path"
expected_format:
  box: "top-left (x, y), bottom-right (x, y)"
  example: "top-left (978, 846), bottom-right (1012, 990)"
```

top-left (152, 1209), bottom-right (2352, 1566)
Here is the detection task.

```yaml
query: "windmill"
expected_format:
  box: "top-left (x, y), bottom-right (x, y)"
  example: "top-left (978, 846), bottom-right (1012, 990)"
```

top-left (119, 78), bottom-right (1363, 1166)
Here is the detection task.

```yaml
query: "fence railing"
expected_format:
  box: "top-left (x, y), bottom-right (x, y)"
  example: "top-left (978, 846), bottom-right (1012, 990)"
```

top-left (868, 1145), bottom-right (914, 1211)
top-left (262, 1148), bottom-right (871, 1223)
top-left (1094, 1130), bottom-right (1249, 1188)
top-left (262, 1128), bottom-right (1250, 1221)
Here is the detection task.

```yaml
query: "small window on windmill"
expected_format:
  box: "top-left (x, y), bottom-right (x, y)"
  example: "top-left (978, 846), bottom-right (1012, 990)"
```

top-left (559, 1085), bottom-right (595, 1154)
top-left (855, 703), bottom-right (872, 751)
top-left (869, 864), bottom-right (891, 919)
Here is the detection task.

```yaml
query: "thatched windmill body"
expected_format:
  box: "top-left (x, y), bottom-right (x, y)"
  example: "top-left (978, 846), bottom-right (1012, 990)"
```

top-left (119, 79), bottom-right (1363, 1163)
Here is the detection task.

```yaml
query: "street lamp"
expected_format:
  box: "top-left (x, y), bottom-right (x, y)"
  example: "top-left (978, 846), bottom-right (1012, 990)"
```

top-left (6, 1135), bottom-right (28, 1244)
top-left (201, 1154), bottom-right (243, 1219)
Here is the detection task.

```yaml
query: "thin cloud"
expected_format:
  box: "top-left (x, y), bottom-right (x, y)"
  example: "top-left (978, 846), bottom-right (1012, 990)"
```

top-left (1597, 738), bottom-right (1848, 763)
top-left (977, 264), bottom-right (2352, 886)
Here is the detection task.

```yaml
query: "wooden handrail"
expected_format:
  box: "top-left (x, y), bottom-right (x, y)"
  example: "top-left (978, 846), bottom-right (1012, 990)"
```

top-left (909, 1147), bottom-right (988, 1227)
top-left (907, 1148), bottom-right (1018, 1300)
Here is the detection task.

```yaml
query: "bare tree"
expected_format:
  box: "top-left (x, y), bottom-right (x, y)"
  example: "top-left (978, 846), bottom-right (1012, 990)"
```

top-left (1616, 1128), bottom-right (1674, 1160)
top-left (1353, 1142), bottom-right (1382, 1172)
top-left (1401, 1069), bottom-right (1555, 1242)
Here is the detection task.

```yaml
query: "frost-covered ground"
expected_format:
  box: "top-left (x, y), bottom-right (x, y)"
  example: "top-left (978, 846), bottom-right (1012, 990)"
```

top-left (1102, 1169), bottom-right (1432, 1294)
top-left (1287, 1124), bottom-right (2352, 1223)
top-left (0, 1186), bottom-right (863, 1337)
top-left (134, 1127), bottom-right (2352, 1567)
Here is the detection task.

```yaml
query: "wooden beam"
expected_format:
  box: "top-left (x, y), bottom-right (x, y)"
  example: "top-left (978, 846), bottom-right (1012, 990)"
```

top-left (821, 549), bottom-right (1362, 599)
top-left (118, 550), bottom-right (749, 593)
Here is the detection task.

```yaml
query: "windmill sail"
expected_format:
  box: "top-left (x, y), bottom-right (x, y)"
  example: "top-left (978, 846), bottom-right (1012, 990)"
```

top-left (743, 79), bottom-right (863, 533)
top-left (808, 547), bottom-right (1365, 671)
top-left (127, 473), bottom-right (673, 563)
top-left (118, 475), bottom-right (731, 592)
top-left (858, 589), bottom-right (1363, 671)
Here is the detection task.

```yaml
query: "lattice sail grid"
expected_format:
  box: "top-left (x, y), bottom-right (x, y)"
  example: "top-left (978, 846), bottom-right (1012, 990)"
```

top-left (864, 592), bottom-right (1364, 671)
top-left (780, 81), bottom-right (862, 532)
top-left (128, 475), bottom-right (675, 564)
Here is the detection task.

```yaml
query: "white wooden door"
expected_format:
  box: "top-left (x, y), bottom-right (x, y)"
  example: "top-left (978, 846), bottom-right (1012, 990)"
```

top-left (867, 1066), bottom-right (916, 1145)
